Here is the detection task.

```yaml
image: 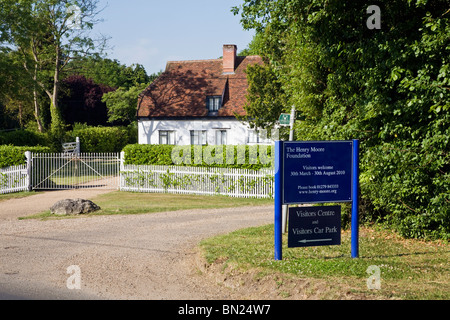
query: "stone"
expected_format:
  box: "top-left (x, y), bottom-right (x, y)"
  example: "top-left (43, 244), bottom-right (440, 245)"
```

top-left (50, 199), bottom-right (101, 216)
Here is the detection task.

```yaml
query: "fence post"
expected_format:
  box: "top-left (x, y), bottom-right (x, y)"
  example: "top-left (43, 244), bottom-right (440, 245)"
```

top-left (25, 151), bottom-right (32, 191)
top-left (75, 137), bottom-right (81, 154)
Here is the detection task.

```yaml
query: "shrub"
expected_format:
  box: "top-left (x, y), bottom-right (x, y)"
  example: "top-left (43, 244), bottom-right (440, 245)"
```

top-left (0, 145), bottom-right (51, 168)
top-left (0, 129), bottom-right (49, 147)
top-left (71, 126), bottom-right (130, 153)
top-left (122, 144), bottom-right (274, 170)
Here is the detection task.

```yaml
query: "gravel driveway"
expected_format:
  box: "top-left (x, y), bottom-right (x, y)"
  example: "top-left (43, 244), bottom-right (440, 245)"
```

top-left (0, 190), bottom-right (273, 300)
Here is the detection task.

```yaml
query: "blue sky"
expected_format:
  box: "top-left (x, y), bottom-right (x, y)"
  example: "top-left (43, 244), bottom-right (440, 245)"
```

top-left (92, 0), bottom-right (254, 75)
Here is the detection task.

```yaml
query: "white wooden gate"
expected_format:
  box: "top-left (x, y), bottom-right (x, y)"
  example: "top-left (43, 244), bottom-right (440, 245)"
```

top-left (30, 153), bottom-right (121, 190)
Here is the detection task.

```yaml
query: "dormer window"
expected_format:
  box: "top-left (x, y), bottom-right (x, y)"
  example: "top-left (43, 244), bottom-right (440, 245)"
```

top-left (207, 96), bottom-right (222, 114)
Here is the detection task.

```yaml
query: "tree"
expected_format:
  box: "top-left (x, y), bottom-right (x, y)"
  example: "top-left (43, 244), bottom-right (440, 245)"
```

top-left (234, 0), bottom-right (450, 239)
top-left (67, 56), bottom-right (152, 89)
top-left (102, 84), bottom-right (148, 125)
top-left (238, 63), bottom-right (287, 131)
top-left (60, 75), bottom-right (114, 126)
top-left (1, 0), bottom-right (108, 135)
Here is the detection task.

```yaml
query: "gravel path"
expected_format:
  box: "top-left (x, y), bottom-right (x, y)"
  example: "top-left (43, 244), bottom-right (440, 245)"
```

top-left (0, 189), bottom-right (273, 300)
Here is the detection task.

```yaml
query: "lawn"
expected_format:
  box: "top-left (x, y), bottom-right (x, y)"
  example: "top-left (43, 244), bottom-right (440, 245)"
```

top-left (21, 191), bottom-right (274, 219)
top-left (199, 224), bottom-right (449, 300)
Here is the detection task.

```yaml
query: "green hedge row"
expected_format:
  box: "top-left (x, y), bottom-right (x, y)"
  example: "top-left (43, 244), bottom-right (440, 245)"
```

top-left (0, 145), bottom-right (51, 168)
top-left (70, 126), bottom-right (135, 153)
top-left (0, 130), bottom-right (49, 147)
top-left (122, 144), bottom-right (274, 170)
top-left (0, 124), bottom-right (138, 154)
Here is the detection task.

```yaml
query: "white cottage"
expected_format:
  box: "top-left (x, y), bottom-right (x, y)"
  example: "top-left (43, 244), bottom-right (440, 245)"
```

top-left (137, 45), bottom-right (271, 146)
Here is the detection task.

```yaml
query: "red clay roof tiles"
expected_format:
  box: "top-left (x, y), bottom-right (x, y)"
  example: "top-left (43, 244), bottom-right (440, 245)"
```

top-left (137, 55), bottom-right (263, 119)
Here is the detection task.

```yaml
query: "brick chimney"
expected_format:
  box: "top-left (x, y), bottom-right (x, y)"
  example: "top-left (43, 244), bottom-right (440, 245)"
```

top-left (223, 44), bottom-right (237, 74)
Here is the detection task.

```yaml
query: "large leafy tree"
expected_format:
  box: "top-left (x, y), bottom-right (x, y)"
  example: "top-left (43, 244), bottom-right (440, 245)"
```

top-left (60, 75), bottom-right (114, 126)
top-left (234, 0), bottom-right (449, 239)
top-left (1, 0), bottom-right (107, 135)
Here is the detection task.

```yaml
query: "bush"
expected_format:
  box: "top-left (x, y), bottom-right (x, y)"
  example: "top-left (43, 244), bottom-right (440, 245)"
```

top-left (70, 126), bottom-right (131, 153)
top-left (0, 145), bottom-right (51, 168)
top-left (0, 129), bottom-right (49, 147)
top-left (122, 144), bottom-right (274, 170)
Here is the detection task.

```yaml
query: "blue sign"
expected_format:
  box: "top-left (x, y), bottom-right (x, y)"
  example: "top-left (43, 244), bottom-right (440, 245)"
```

top-left (283, 141), bottom-right (353, 204)
top-left (288, 206), bottom-right (341, 248)
top-left (274, 140), bottom-right (360, 261)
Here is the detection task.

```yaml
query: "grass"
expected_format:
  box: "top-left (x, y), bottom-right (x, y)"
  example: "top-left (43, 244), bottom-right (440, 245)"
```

top-left (199, 224), bottom-right (449, 300)
top-left (20, 191), bottom-right (274, 220)
top-left (0, 191), bottom-right (37, 202)
top-left (11, 190), bottom-right (448, 299)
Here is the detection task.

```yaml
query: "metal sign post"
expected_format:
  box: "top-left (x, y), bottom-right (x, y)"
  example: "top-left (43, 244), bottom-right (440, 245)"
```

top-left (274, 140), bottom-right (360, 261)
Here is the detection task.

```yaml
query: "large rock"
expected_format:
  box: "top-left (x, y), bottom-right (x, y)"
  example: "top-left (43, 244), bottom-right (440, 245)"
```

top-left (50, 199), bottom-right (101, 216)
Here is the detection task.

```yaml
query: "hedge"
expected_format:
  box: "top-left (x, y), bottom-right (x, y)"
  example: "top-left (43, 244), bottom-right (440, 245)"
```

top-left (0, 145), bottom-right (51, 168)
top-left (0, 129), bottom-right (49, 147)
top-left (122, 144), bottom-right (274, 170)
top-left (70, 126), bottom-right (133, 153)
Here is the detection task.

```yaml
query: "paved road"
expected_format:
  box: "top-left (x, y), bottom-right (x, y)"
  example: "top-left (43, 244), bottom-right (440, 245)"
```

top-left (0, 200), bottom-right (273, 300)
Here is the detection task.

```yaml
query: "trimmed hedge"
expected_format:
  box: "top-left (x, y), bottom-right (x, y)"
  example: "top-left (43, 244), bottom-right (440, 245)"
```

top-left (0, 145), bottom-right (51, 168)
top-left (122, 144), bottom-right (274, 170)
top-left (71, 126), bottom-right (133, 153)
top-left (0, 129), bottom-right (49, 147)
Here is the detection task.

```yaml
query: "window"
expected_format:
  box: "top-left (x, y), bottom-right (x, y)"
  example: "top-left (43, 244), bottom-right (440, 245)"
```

top-left (207, 96), bottom-right (222, 113)
top-left (190, 130), bottom-right (207, 145)
top-left (248, 130), bottom-right (258, 144)
top-left (248, 130), bottom-right (271, 144)
top-left (215, 130), bottom-right (227, 145)
top-left (159, 131), bottom-right (175, 145)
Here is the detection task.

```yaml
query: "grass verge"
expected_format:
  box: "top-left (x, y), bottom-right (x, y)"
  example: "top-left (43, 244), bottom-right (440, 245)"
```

top-left (199, 224), bottom-right (449, 300)
top-left (0, 191), bottom-right (37, 202)
top-left (20, 191), bottom-right (274, 220)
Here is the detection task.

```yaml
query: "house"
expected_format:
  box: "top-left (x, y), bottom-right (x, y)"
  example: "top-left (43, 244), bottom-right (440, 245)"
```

top-left (137, 44), bottom-right (271, 146)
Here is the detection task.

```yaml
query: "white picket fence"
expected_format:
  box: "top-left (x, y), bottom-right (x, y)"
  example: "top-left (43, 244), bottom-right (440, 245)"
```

top-left (120, 165), bottom-right (274, 198)
top-left (0, 152), bottom-right (275, 199)
top-left (0, 164), bottom-right (29, 194)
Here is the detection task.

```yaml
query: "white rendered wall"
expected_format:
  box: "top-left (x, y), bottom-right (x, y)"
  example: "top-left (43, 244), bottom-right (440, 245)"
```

top-left (138, 119), bottom-right (252, 145)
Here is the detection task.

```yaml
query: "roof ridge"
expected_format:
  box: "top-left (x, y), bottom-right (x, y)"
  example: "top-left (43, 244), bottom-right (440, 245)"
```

top-left (167, 58), bottom-right (221, 64)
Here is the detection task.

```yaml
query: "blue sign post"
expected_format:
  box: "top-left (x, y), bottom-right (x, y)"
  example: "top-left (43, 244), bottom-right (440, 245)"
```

top-left (274, 140), bottom-right (360, 260)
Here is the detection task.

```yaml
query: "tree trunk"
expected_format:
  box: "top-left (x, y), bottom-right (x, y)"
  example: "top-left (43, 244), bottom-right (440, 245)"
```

top-left (33, 64), bottom-right (44, 133)
top-left (50, 45), bottom-right (64, 135)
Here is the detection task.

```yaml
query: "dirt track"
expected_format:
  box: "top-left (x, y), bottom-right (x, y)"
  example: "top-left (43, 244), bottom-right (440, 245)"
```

top-left (0, 189), bottom-right (274, 300)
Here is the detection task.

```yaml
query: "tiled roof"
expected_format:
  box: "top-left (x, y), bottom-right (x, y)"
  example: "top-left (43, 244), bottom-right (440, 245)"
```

top-left (137, 55), bottom-right (263, 118)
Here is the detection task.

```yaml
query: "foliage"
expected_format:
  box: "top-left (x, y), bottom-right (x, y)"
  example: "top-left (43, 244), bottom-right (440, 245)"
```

top-left (102, 83), bottom-right (148, 124)
top-left (234, 0), bottom-right (450, 239)
top-left (0, 145), bottom-right (50, 167)
top-left (0, 0), bottom-right (107, 135)
top-left (238, 63), bottom-right (287, 132)
top-left (121, 166), bottom-right (274, 198)
top-left (70, 126), bottom-right (132, 153)
top-left (66, 55), bottom-right (155, 90)
top-left (60, 75), bottom-right (114, 127)
top-left (0, 129), bottom-right (49, 147)
top-left (122, 144), bottom-right (274, 170)
top-left (122, 144), bottom-right (174, 166)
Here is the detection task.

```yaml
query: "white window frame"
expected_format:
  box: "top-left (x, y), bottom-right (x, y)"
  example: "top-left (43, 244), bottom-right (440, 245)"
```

top-left (215, 130), bottom-right (227, 145)
top-left (207, 96), bottom-right (222, 112)
top-left (190, 130), bottom-right (207, 145)
top-left (159, 130), bottom-right (176, 145)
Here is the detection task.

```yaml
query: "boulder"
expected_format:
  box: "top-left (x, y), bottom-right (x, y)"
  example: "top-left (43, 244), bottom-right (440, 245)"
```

top-left (50, 199), bottom-right (101, 216)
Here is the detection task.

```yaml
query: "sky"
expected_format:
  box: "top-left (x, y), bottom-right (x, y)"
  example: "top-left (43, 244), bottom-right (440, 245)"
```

top-left (91, 0), bottom-right (255, 75)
